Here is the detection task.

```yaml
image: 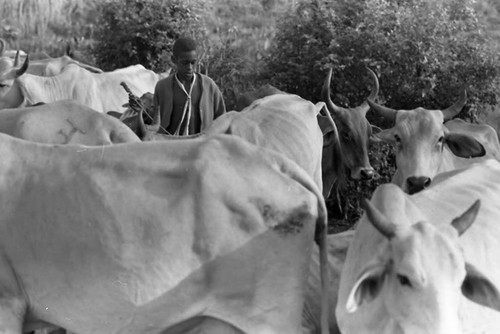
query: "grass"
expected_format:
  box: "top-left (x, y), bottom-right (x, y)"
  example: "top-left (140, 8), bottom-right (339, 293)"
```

top-left (0, 0), bottom-right (99, 55)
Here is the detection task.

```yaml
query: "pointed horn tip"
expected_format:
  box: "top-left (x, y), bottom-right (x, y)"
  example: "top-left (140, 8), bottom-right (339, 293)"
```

top-left (366, 67), bottom-right (377, 78)
top-left (360, 198), bottom-right (370, 210)
top-left (323, 67), bottom-right (333, 88)
top-left (451, 199), bottom-right (481, 236)
top-left (470, 199), bottom-right (481, 212)
top-left (15, 54), bottom-right (29, 76)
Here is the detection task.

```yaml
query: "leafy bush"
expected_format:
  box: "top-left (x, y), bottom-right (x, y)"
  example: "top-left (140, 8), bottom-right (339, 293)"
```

top-left (266, 0), bottom-right (500, 111)
top-left (204, 30), bottom-right (264, 111)
top-left (263, 1), bottom-right (338, 101)
top-left (93, 0), bottom-right (206, 72)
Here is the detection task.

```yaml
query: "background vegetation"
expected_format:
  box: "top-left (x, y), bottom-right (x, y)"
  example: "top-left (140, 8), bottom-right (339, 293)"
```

top-left (2, 0), bottom-right (500, 231)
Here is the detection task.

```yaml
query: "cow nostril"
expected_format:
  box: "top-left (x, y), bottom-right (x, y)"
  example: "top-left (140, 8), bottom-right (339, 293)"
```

top-left (423, 177), bottom-right (431, 188)
top-left (360, 169), bottom-right (375, 179)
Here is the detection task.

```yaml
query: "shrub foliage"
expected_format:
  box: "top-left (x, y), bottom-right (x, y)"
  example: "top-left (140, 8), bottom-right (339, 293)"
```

top-left (93, 0), bottom-right (206, 72)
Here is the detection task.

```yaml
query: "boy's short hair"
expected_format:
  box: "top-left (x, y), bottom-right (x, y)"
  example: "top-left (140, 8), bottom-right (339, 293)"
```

top-left (173, 37), bottom-right (197, 56)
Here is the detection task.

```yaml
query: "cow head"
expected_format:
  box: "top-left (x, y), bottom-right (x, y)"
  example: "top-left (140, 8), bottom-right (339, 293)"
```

top-left (369, 90), bottom-right (485, 194)
top-left (320, 67), bottom-right (381, 197)
top-left (344, 198), bottom-right (500, 334)
top-left (0, 54), bottom-right (29, 109)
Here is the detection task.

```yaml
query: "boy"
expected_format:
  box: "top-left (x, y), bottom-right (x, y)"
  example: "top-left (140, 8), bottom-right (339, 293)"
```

top-left (153, 37), bottom-right (226, 135)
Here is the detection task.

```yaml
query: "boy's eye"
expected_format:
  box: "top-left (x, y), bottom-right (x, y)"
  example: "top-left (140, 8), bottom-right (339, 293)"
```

top-left (181, 60), bottom-right (196, 65)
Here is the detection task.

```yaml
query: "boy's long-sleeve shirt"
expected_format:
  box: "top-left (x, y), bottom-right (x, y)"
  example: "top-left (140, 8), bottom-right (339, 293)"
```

top-left (153, 73), bottom-right (226, 135)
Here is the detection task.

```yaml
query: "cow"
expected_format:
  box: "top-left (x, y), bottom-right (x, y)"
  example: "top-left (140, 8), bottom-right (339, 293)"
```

top-left (0, 100), bottom-right (140, 145)
top-left (207, 94), bottom-right (331, 195)
top-left (0, 132), bottom-right (330, 334)
top-left (235, 84), bottom-right (285, 111)
top-left (320, 67), bottom-right (381, 200)
top-left (0, 56), bottom-right (160, 112)
top-left (336, 159), bottom-right (500, 334)
top-left (368, 91), bottom-right (493, 194)
top-left (115, 92), bottom-right (335, 333)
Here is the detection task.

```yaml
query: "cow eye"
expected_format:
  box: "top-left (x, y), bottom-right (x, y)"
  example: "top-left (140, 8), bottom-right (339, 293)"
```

top-left (438, 136), bottom-right (444, 143)
top-left (394, 134), bottom-right (401, 143)
top-left (397, 274), bottom-right (412, 287)
top-left (0, 83), bottom-right (6, 88)
top-left (341, 132), bottom-right (351, 142)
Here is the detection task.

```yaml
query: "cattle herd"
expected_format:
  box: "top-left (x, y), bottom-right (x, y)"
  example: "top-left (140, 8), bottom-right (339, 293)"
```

top-left (0, 39), bottom-right (500, 334)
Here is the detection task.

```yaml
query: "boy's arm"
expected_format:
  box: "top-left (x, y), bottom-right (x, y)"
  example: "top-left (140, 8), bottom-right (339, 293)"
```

top-left (213, 85), bottom-right (226, 119)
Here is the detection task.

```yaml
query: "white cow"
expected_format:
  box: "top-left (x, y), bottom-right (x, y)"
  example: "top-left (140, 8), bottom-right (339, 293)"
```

top-left (0, 133), bottom-right (328, 334)
top-left (0, 57), bottom-right (160, 112)
top-left (336, 159), bottom-right (500, 334)
top-left (0, 100), bottom-right (140, 145)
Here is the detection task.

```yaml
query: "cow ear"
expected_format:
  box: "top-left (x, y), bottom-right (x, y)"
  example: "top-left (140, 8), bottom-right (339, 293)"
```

top-left (322, 130), bottom-right (337, 148)
top-left (371, 128), bottom-right (396, 143)
top-left (317, 114), bottom-right (334, 135)
top-left (462, 262), bottom-right (500, 312)
top-left (445, 133), bottom-right (485, 158)
top-left (346, 264), bottom-right (386, 313)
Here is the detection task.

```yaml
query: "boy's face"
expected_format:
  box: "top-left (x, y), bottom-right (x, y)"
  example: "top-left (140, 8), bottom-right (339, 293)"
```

top-left (172, 50), bottom-right (197, 81)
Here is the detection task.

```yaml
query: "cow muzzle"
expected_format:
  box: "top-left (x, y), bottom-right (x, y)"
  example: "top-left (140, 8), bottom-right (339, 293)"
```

top-left (351, 167), bottom-right (378, 180)
top-left (406, 176), bottom-right (431, 194)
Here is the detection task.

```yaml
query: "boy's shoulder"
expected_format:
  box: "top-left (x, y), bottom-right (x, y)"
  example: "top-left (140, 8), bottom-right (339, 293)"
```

top-left (197, 73), bottom-right (219, 87)
top-left (155, 74), bottom-right (175, 90)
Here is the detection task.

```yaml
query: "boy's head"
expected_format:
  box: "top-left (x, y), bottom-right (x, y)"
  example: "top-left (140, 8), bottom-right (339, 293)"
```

top-left (172, 37), bottom-right (198, 81)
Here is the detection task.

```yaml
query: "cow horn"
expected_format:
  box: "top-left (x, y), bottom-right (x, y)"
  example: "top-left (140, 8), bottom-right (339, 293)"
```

top-left (66, 42), bottom-right (72, 57)
top-left (152, 107), bottom-right (161, 129)
top-left (13, 49), bottom-right (20, 67)
top-left (361, 198), bottom-right (398, 239)
top-left (0, 39), bottom-right (5, 57)
top-left (138, 107), bottom-right (147, 140)
top-left (358, 67), bottom-right (380, 114)
top-left (442, 89), bottom-right (467, 121)
top-left (451, 199), bottom-right (480, 236)
top-left (16, 54), bottom-right (29, 77)
top-left (322, 67), bottom-right (343, 114)
top-left (367, 98), bottom-right (397, 123)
